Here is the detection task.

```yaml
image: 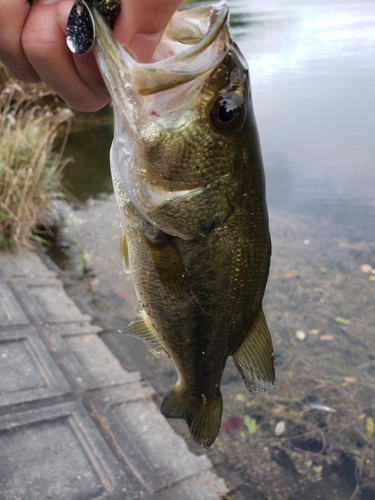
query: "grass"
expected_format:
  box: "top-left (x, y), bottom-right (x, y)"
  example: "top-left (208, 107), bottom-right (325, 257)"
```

top-left (0, 64), bottom-right (73, 249)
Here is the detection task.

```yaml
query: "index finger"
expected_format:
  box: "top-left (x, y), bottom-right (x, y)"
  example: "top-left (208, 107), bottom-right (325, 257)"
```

top-left (0, 0), bottom-right (40, 81)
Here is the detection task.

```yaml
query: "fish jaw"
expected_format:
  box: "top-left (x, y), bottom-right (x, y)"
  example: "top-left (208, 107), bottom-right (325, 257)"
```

top-left (92, 2), bottom-right (231, 97)
top-left (91, 1), bottom-right (231, 126)
top-left (92, 2), bottom-right (242, 238)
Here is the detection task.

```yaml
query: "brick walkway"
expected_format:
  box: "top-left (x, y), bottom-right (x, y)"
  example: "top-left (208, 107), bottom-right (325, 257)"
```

top-left (0, 250), bottom-right (228, 500)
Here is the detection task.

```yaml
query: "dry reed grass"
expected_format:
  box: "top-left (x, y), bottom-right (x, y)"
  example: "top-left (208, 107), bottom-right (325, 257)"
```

top-left (0, 64), bottom-right (73, 249)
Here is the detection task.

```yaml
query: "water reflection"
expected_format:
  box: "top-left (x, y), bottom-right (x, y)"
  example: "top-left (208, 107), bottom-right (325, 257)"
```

top-left (236, 0), bottom-right (375, 234)
top-left (63, 106), bottom-right (113, 202)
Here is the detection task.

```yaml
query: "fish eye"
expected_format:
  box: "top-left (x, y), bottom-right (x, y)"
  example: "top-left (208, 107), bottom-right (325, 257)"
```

top-left (210, 93), bottom-right (244, 131)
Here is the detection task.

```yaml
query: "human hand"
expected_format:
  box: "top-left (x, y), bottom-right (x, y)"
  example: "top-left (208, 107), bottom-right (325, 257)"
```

top-left (0, 0), bottom-right (184, 111)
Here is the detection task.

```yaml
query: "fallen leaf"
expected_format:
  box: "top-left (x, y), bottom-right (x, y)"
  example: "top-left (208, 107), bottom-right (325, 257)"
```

top-left (296, 330), bottom-right (306, 340)
top-left (284, 271), bottom-right (298, 279)
top-left (244, 415), bottom-right (257, 434)
top-left (275, 421), bottom-right (286, 436)
top-left (360, 264), bottom-right (373, 274)
top-left (279, 381), bottom-right (291, 390)
top-left (305, 403), bottom-right (336, 413)
top-left (235, 393), bottom-right (246, 402)
top-left (343, 376), bottom-right (357, 384)
top-left (320, 335), bottom-right (334, 341)
top-left (222, 416), bottom-right (243, 433)
top-left (246, 400), bottom-right (256, 408)
top-left (309, 329), bottom-right (320, 335)
top-left (83, 252), bottom-right (92, 262)
top-left (335, 317), bottom-right (350, 325)
top-left (366, 417), bottom-right (374, 436)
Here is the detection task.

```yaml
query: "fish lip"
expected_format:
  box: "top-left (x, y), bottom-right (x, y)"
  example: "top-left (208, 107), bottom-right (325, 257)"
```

top-left (92, 1), bottom-right (231, 95)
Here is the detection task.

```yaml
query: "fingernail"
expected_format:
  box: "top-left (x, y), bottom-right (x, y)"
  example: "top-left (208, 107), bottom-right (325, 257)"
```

top-left (35, 0), bottom-right (59, 3)
top-left (128, 33), bottom-right (161, 63)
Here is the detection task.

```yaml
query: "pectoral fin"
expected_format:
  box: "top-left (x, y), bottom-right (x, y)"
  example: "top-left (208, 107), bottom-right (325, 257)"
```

top-left (146, 234), bottom-right (189, 298)
top-left (121, 310), bottom-right (166, 354)
top-left (120, 227), bottom-right (130, 274)
top-left (232, 310), bottom-right (275, 394)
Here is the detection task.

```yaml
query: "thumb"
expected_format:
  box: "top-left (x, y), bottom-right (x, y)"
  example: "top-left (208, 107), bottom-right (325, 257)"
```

top-left (114, 0), bottom-right (184, 62)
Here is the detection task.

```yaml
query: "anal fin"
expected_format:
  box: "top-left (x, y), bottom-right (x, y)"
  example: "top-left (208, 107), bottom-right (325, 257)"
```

top-left (121, 310), bottom-right (166, 355)
top-left (232, 309), bottom-right (275, 394)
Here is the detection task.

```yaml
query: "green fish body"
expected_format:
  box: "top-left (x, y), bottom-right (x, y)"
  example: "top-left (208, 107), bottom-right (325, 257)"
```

top-left (89, 1), bottom-right (275, 447)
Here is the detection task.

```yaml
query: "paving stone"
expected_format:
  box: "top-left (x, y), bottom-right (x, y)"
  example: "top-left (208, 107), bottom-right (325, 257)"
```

top-left (0, 339), bottom-right (45, 393)
top-left (12, 280), bottom-right (92, 324)
top-left (94, 394), bottom-right (213, 493)
top-left (0, 250), bottom-right (229, 499)
top-left (0, 282), bottom-right (29, 327)
top-left (0, 327), bottom-right (70, 408)
top-left (0, 402), bottom-right (139, 500)
top-left (87, 384), bottom-right (226, 497)
top-left (91, 383), bottom-right (155, 407)
top-left (142, 470), bottom-right (229, 500)
top-left (45, 322), bottom-right (102, 336)
top-left (0, 419), bottom-right (104, 500)
top-left (0, 250), bottom-right (56, 279)
top-left (56, 333), bottom-right (141, 389)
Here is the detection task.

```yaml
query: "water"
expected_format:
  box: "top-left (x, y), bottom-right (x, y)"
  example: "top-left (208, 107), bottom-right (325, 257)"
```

top-left (239, 0), bottom-right (375, 233)
top-left (56, 1), bottom-right (375, 498)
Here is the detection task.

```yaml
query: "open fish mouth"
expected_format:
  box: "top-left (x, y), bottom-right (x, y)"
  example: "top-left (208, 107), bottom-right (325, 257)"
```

top-left (78, 0), bottom-right (246, 239)
top-left (92, 1), bottom-right (231, 96)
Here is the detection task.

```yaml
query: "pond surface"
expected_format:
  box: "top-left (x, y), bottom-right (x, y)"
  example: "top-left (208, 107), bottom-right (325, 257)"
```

top-left (54, 0), bottom-right (375, 498)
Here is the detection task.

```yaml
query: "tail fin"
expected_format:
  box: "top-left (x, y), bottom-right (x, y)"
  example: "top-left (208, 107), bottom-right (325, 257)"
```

top-left (161, 386), bottom-right (223, 448)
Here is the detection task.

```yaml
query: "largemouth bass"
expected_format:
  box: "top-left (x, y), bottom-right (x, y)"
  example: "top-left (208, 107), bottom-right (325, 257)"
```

top-left (67, 0), bottom-right (275, 447)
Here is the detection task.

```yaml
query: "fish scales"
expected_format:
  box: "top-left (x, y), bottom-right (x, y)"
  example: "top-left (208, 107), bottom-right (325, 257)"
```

top-left (69, 0), bottom-right (275, 447)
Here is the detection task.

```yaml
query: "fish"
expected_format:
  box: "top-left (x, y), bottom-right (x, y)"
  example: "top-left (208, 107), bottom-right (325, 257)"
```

top-left (67, 0), bottom-right (275, 447)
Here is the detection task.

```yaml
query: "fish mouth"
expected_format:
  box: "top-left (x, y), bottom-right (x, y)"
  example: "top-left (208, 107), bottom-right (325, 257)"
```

top-left (93, 1), bottom-right (231, 96)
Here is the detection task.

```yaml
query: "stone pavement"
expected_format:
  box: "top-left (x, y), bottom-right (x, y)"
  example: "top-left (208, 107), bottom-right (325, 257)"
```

top-left (0, 250), bottom-right (229, 500)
